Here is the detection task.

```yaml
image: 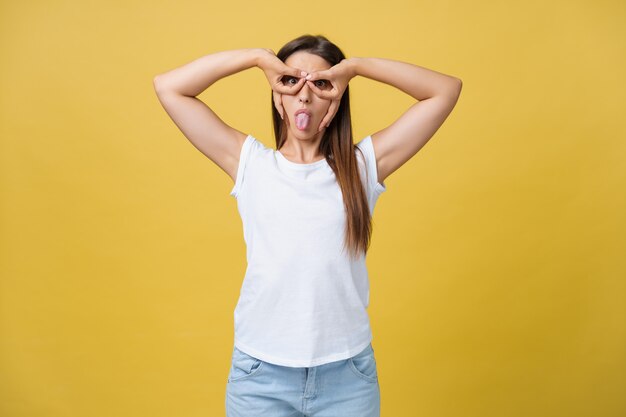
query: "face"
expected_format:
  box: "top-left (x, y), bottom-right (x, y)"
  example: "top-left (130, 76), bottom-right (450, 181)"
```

top-left (281, 51), bottom-right (333, 142)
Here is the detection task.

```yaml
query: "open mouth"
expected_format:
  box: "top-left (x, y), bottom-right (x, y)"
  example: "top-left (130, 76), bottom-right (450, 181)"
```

top-left (294, 109), bottom-right (312, 130)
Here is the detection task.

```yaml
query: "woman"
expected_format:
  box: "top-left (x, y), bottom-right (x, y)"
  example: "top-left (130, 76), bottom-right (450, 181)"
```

top-left (154, 34), bottom-right (462, 417)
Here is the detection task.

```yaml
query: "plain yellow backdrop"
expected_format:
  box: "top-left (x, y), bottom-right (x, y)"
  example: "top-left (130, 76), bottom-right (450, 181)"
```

top-left (1, 0), bottom-right (625, 416)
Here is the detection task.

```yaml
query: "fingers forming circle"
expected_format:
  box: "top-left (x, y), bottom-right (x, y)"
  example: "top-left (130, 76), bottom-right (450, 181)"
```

top-left (274, 76), bottom-right (305, 95)
top-left (326, 99), bottom-right (340, 127)
top-left (272, 91), bottom-right (284, 119)
top-left (307, 80), bottom-right (340, 100)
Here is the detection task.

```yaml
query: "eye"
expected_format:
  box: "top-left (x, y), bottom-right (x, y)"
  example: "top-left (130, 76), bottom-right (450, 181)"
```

top-left (281, 76), bottom-right (298, 85)
top-left (315, 80), bottom-right (330, 89)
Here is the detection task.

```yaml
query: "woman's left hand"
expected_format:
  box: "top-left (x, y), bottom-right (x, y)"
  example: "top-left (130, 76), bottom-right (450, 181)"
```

top-left (305, 59), bottom-right (355, 131)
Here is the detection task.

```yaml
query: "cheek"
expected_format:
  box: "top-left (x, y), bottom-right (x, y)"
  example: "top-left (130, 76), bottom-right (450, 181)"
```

top-left (318, 102), bottom-right (332, 117)
top-left (281, 96), bottom-right (297, 112)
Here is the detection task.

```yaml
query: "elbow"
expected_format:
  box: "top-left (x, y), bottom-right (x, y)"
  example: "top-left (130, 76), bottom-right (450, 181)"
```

top-left (435, 77), bottom-right (462, 100)
top-left (446, 78), bottom-right (463, 99)
top-left (153, 75), bottom-right (169, 95)
top-left (437, 79), bottom-right (462, 106)
top-left (153, 75), bottom-right (161, 93)
top-left (452, 77), bottom-right (462, 92)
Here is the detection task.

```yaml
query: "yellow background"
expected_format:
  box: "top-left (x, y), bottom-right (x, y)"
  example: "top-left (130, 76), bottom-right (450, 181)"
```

top-left (1, 0), bottom-right (625, 416)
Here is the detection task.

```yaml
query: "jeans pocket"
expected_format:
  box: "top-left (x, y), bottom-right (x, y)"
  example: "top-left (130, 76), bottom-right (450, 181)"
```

top-left (348, 343), bottom-right (378, 383)
top-left (228, 346), bottom-right (265, 383)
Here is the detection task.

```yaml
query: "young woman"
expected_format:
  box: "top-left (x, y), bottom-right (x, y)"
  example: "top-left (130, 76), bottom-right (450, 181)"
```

top-left (154, 34), bottom-right (462, 417)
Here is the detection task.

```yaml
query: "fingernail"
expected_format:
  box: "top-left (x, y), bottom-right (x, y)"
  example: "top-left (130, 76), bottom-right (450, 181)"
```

top-left (301, 71), bottom-right (307, 76)
top-left (306, 74), bottom-right (311, 80)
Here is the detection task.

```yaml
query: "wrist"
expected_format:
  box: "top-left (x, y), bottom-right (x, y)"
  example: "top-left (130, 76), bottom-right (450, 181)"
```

top-left (254, 48), bottom-right (272, 68)
top-left (345, 57), bottom-right (360, 78)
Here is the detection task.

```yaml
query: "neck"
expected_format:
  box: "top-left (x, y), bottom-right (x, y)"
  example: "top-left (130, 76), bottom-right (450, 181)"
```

top-left (280, 133), bottom-right (325, 163)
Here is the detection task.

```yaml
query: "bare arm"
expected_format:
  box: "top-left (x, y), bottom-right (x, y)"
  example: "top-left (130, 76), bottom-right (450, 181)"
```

top-left (347, 57), bottom-right (462, 184)
top-left (153, 48), bottom-right (265, 182)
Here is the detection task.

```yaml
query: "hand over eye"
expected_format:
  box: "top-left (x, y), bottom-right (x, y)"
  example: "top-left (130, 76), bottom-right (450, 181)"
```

top-left (259, 49), bottom-right (309, 119)
top-left (274, 75), bottom-right (332, 123)
top-left (279, 76), bottom-right (332, 94)
top-left (304, 59), bottom-right (354, 101)
top-left (305, 60), bottom-right (355, 131)
top-left (258, 49), bottom-right (307, 95)
top-left (268, 58), bottom-right (356, 132)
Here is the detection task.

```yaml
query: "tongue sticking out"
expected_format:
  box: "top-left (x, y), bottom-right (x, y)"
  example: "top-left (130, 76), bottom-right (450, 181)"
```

top-left (295, 113), bottom-right (311, 130)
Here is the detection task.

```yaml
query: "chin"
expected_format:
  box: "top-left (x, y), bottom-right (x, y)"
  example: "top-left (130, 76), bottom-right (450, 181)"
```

top-left (287, 125), bottom-right (315, 139)
top-left (293, 130), bottom-right (319, 140)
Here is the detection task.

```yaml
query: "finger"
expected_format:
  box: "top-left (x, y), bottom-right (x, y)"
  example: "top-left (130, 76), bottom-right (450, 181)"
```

top-left (276, 92), bottom-right (285, 120)
top-left (272, 92), bottom-right (279, 118)
top-left (272, 91), bottom-right (283, 119)
top-left (288, 76), bottom-right (307, 94)
top-left (275, 76), bottom-right (306, 95)
top-left (306, 80), bottom-right (337, 100)
top-left (306, 79), bottom-right (324, 96)
top-left (318, 99), bottom-right (340, 132)
top-left (322, 99), bottom-right (340, 131)
top-left (277, 93), bottom-right (284, 120)
top-left (305, 69), bottom-right (331, 81)
top-left (284, 65), bottom-right (305, 78)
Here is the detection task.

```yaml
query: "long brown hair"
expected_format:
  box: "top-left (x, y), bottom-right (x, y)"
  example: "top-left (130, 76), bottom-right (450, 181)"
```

top-left (272, 34), bottom-right (373, 260)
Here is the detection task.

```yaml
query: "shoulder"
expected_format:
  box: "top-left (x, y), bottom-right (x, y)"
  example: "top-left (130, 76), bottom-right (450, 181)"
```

top-left (354, 134), bottom-right (387, 195)
top-left (354, 135), bottom-right (375, 173)
top-left (239, 134), bottom-right (273, 160)
top-left (355, 135), bottom-right (374, 158)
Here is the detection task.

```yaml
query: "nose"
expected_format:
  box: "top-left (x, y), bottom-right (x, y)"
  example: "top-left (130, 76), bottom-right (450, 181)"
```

top-left (298, 81), bottom-right (312, 103)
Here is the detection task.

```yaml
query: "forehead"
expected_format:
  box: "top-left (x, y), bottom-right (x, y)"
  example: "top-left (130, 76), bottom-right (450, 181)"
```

top-left (284, 51), bottom-right (331, 72)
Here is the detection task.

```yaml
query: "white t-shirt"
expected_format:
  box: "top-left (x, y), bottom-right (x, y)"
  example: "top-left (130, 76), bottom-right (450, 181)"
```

top-left (229, 134), bottom-right (386, 367)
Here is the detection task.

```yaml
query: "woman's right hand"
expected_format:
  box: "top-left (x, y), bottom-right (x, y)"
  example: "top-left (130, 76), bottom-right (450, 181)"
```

top-left (257, 48), bottom-right (307, 120)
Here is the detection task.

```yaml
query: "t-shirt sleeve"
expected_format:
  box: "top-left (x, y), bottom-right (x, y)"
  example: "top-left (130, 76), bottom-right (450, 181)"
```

top-left (229, 134), bottom-right (255, 198)
top-left (355, 135), bottom-right (387, 204)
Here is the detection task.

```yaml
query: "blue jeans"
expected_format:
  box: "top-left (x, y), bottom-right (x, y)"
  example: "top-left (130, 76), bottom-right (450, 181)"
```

top-left (226, 343), bottom-right (381, 417)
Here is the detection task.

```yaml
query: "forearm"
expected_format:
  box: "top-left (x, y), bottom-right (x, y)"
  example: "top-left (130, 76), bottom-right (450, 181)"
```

top-left (348, 56), bottom-right (461, 101)
top-left (153, 48), bottom-right (264, 97)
